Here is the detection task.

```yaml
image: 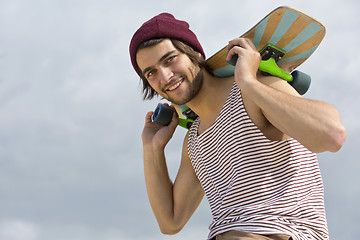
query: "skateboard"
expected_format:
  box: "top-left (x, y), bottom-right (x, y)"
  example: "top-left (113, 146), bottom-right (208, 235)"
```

top-left (152, 6), bottom-right (326, 129)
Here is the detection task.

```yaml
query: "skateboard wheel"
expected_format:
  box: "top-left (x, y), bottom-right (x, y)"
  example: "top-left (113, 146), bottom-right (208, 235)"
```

top-left (152, 104), bottom-right (173, 126)
top-left (290, 70), bottom-right (311, 95)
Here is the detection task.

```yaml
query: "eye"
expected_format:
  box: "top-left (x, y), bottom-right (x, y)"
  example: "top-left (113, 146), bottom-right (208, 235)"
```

top-left (146, 69), bottom-right (157, 79)
top-left (166, 55), bottom-right (176, 64)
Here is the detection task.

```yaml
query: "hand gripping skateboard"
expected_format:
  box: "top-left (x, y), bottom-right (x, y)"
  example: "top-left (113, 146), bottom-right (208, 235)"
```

top-left (152, 6), bottom-right (326, 129)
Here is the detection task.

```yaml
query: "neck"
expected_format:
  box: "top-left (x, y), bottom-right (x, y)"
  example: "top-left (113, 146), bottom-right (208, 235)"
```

top-left (186, 69), bottom-right (234, 127)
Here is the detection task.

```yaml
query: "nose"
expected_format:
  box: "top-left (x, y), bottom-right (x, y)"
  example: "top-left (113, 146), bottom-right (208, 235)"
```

top-left (158, 66), bottom-right (173, 83)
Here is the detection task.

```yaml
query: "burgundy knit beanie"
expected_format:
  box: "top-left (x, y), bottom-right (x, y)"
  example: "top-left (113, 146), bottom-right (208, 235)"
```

top-left (129, 13), bottom-right (205, 77)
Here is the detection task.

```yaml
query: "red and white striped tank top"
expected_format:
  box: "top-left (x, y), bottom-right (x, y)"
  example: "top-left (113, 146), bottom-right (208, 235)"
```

top-left (187, 82), bottom-right (329, 240)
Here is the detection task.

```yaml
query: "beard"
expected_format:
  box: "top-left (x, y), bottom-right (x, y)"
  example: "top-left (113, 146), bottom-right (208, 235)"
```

top-left (163, 68), bottom-right (203, 105)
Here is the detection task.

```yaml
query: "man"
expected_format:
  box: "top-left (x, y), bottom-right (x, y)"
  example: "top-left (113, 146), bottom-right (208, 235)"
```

top-left (129, 13), bottom-right (346, 240)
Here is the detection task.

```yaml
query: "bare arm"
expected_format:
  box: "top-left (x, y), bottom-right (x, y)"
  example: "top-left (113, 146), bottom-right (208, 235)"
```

top-left (226, 38), bottom-right (346, 153)
top-left (247, 75), bottom-right (346, 152)
top-left (142, 110), bottom-right (204, 234)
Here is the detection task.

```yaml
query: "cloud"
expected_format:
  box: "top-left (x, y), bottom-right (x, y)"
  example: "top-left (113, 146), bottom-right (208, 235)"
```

top-left (0, 220), bottom-right (39, 240)
top-left (0, 0), bottom-right (358, 240)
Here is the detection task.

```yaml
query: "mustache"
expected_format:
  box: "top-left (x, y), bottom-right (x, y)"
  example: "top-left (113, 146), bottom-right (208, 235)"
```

top-left (162, 75), bottom-right (186, 91)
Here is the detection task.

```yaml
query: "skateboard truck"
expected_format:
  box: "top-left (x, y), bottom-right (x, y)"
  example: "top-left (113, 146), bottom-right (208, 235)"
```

top-left (228, 43), bottom-right (311, 95)
top-left (179, 105), bottom-right (197, 120)
top-left (260, 44), bottom-right (285, 61)
top-left (259, 44), bottom-right (311, 94)
top-left (258, 44), bottom-right (293, 82)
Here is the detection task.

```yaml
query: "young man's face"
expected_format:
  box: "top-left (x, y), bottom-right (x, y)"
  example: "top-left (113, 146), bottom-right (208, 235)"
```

top-left (136, 39), bottom-right (203, 105)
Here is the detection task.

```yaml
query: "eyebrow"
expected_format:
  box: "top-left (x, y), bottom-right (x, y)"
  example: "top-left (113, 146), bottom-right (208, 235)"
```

top-left (142, 50), bottom-right (177, 76)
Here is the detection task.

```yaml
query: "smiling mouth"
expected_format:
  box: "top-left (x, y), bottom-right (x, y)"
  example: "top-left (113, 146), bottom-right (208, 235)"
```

top-left (166, 79), bottom-right (184, 91)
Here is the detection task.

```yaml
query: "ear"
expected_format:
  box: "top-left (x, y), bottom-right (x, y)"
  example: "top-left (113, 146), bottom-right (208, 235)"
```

top-left (197, 51), bottom-right (206, 62)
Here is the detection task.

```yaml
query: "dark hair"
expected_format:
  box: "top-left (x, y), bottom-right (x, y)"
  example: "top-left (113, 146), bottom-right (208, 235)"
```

top-left (136, 38), bottom-right (212, 100)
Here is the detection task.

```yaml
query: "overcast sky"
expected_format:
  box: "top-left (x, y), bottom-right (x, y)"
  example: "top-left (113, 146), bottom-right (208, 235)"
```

top-left (0, 0), bottom-right (359, 239)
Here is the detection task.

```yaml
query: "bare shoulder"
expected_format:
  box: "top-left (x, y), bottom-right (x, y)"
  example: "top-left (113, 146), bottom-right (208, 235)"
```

top-left (242, 73), bottom-right (296, 141)
top-left (182, 131), bottom-right (190, 156)
top-left (241, 86), bottom-right (269, 135)
top-left (180, 132), bottom-right (194, 170)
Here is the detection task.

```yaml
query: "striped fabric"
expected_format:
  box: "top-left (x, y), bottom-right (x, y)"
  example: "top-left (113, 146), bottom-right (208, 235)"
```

top-left (187, 82), bottom-right (329, 240)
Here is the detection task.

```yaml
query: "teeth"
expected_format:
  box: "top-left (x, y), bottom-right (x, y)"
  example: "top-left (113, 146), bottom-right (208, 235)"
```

top-left (168, 80), bottom-right (182, 91)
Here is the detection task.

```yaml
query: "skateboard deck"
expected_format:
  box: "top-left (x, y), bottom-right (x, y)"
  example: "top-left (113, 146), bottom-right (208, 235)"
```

top-left (153, 6), bottom-right (326, 129)
top-left (207, 6), bottom-right (325, 78)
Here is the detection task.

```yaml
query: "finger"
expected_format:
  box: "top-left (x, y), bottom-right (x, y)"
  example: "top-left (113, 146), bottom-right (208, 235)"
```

top-left (227, 38), bottom-right (255, 51)
top-left (226, 38), bottom-right (248, 61)
top-left (227, 38), bottom-right (245, 50)
top-left (244, 38), bottom-right (257, 51)
top-left (226, 45), bottom-right (246, 61)
top-left (145, 111), bottom-right (154, 124)
top-left (226, 38), bottom-right (239, 51)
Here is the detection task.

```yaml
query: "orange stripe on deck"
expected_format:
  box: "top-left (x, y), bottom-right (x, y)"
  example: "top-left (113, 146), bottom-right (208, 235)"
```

top-left (258, 8), bottom-right (287, 51)
top-left (276, 15), bottom-right (313, 50)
